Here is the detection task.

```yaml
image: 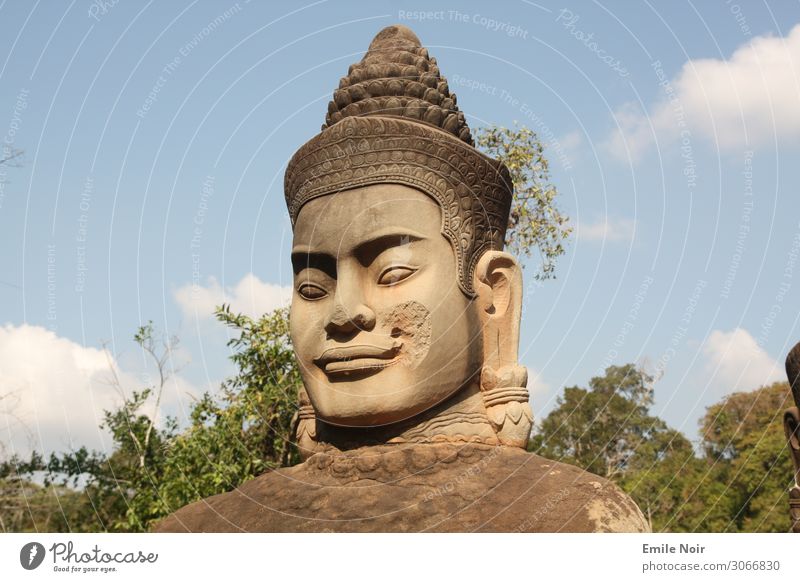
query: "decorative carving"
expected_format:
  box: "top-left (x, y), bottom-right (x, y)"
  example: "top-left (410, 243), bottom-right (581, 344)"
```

top-left (475, 250), bottom-right (534, 447)
top-left (324, 24), bottom-right (472, 144)
top-left (791, 486), bottom-right (800, 534)
top-left (155, 24), bottom-right (649, 533)
top-left (785, 341), bottom-right (800, 532)
top-left (285, 116), bottom-right (513, 297)
top-left (283, 23), bottom-right (512, 299)
top-left (481, 365), bottom-right (533, 448)
top-left (294, 385), bottom-right (319, 460)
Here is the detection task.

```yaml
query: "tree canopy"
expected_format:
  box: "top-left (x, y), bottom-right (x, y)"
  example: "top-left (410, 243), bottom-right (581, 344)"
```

top-left (0, 125), bottom-right (791, 533)
top-left (531, 364), bottom-right (793, 532)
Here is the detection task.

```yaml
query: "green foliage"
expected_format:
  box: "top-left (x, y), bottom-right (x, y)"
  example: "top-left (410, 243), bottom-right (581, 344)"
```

top-left (530, 365), bottom-right (794, 533)
top-left (475, 124), bottom-right (572, 279)
top-left (530, 364), bottom-right (671, 479)
top-left (155, 305), bottom-right (301, 511)
top-left (0, 124), bottom-right (790, 533)
top-left (0, 475), bottom-right (89, 533)
top-left (693, 382), bottom-right (793, 532)
top-left (0, 309), bottom-right (301, 532)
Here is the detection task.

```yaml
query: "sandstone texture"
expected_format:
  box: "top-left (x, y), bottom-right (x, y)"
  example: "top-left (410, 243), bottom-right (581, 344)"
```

top-left (155, 444), bottom-right (649, 533)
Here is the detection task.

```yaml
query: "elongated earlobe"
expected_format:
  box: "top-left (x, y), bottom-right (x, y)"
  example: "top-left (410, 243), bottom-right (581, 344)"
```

top-left (786, 343), bottom-right (800, 532)
top-left (785, 408), bottom-right (800, 533)
top-left (474, 251), bottom-right (532, 448)
top-left (295, 386), bottom-right (319, 460)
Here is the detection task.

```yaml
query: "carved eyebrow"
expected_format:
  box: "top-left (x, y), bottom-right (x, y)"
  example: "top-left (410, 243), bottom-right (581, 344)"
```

top-left (355, 230), bottom-right (425, 267)
top-left (358, 227), bottom-right (427, 248)
top-left (291, 251), bottom-right (336, 278)
top-left (291, 228), bottom-right (426, 274)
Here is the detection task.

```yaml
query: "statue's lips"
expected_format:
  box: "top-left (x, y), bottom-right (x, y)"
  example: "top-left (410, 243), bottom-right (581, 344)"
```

top-left (314, 342), bottom-right (402, 375)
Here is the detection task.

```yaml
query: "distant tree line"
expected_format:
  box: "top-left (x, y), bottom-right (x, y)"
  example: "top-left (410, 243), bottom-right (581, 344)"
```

top-left (0, 127), bottom-right (791, 532)
top-left (0, 308), bottom-right (792, 532)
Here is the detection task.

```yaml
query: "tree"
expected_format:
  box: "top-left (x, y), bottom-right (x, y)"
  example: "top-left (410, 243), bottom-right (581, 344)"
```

top-left (0, 148), bottom-right (23, 166)
top-left (0, 125), bottom-right (571, 531)
top-left (529, 364), bottom-right (795, 533)
top-left (475, 124), bottom-right (572, 279)
top-left (145, 305), bottom-right (301, 523)
top-left (530, 364), bottom-right (674, 480)
top-left (0, 308), bottom-right (301, 532)
top-left (694, 382), bottom-right (793, 532)
top-left (0, 323), bottom-right (181, 531)
top-left (529, 363), bottom-right (710, 532)
top-left (0, 472), bottom-right (88, 533)
top-left (618, 428), bottom-right (718, 533)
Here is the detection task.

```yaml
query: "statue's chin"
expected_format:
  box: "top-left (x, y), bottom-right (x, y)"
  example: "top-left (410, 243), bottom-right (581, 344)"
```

top-left (306, 366), bottom-right (471, 428)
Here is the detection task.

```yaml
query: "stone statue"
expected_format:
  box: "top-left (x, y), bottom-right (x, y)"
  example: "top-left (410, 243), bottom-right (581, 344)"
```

top-left (155, 25), bottom-right (649, 533)
top-left (784, 341), bottom-right (800, 532)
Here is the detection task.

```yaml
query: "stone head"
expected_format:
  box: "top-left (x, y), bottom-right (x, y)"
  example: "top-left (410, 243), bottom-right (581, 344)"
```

top-left (784, 341), bottom-right (800, 531)
top-left (284, 25), bottom-right (531, 445)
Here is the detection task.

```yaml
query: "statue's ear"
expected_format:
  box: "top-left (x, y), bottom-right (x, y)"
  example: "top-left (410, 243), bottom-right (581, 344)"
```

top-left (473, 251), bottom-right (523, 369)
top-left (785, 407), bottom-right (800, 495)
top-left (784, 408), bottom-right (800, 445)
top-left (784, 407), bottom-right (800, 477)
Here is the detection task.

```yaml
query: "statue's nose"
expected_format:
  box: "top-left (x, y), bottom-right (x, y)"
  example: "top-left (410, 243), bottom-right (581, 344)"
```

top-left (324, 301), bottom-right (376, 336)
top-left (324, 262), bottom-right (377, 335)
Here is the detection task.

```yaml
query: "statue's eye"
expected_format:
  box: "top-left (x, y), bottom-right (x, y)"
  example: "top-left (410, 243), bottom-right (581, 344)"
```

top-left (378, 265), bottom-right (416, 286)
top-left (297, 283), bottom-right (328, 300)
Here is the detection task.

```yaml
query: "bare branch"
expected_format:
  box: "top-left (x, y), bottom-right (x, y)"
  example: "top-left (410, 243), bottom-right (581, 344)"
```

top-left (0, 149), bottom-right (23, 167)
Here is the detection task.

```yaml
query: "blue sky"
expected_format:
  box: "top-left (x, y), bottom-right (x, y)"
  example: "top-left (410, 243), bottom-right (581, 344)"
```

top-left (1, 0), bottom-right (799, 456)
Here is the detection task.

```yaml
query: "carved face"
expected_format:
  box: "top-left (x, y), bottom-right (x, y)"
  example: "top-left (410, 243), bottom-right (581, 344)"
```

top-left (290, 184), bottom-right (483, 426)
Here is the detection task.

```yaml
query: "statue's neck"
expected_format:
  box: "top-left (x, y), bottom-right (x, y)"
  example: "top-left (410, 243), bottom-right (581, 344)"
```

top-left (314, 380), bottom-right (499, 450)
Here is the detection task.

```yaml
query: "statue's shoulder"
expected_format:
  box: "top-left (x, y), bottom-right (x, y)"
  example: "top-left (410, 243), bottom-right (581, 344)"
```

top-left (152, 445), bottom-right (650, 533)
top-left (152, 464), bottom-right (308, 533)
top-left (484, 448), bottom-right (651, 533)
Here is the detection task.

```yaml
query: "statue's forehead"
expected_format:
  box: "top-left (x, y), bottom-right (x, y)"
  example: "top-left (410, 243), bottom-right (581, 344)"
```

top-left (292, 184), bottom-right (440, 251)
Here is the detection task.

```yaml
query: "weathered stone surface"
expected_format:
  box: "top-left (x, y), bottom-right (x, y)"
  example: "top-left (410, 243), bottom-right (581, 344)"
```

top-left (784, 341), bottom-right (800, 532)
top-left (155, 24), bottom-right (651, 533)
top-left (154, 444), bottom-right (648, 533)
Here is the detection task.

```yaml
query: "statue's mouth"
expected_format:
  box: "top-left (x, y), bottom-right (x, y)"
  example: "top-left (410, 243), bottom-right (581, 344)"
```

top-left (314, 341), bottom-right (402, 377)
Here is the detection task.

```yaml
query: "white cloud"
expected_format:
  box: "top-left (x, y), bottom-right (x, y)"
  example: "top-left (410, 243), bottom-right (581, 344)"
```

top-left (550, 130), bottom-right (583, 169)
top-left (606, 24), bottom-right (800, 159)
top-left (604, 101), bottom-right (657, 162)
top-left (173, 273), bottom-right (292, 321)
top-left (702, 328), bottom-right (784, 393)
top-left (559, 130), bottom-right (583, 152)
top-left (0, 324), bottom-right (199, 459)
top-left (526, 367), bottom-right (552, 398)
top-left (577, 216), bottom-right (636, 242)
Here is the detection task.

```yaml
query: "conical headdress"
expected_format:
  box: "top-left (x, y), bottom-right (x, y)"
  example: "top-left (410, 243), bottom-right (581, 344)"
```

top-left (284, 25), bottom-right (513, 296)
